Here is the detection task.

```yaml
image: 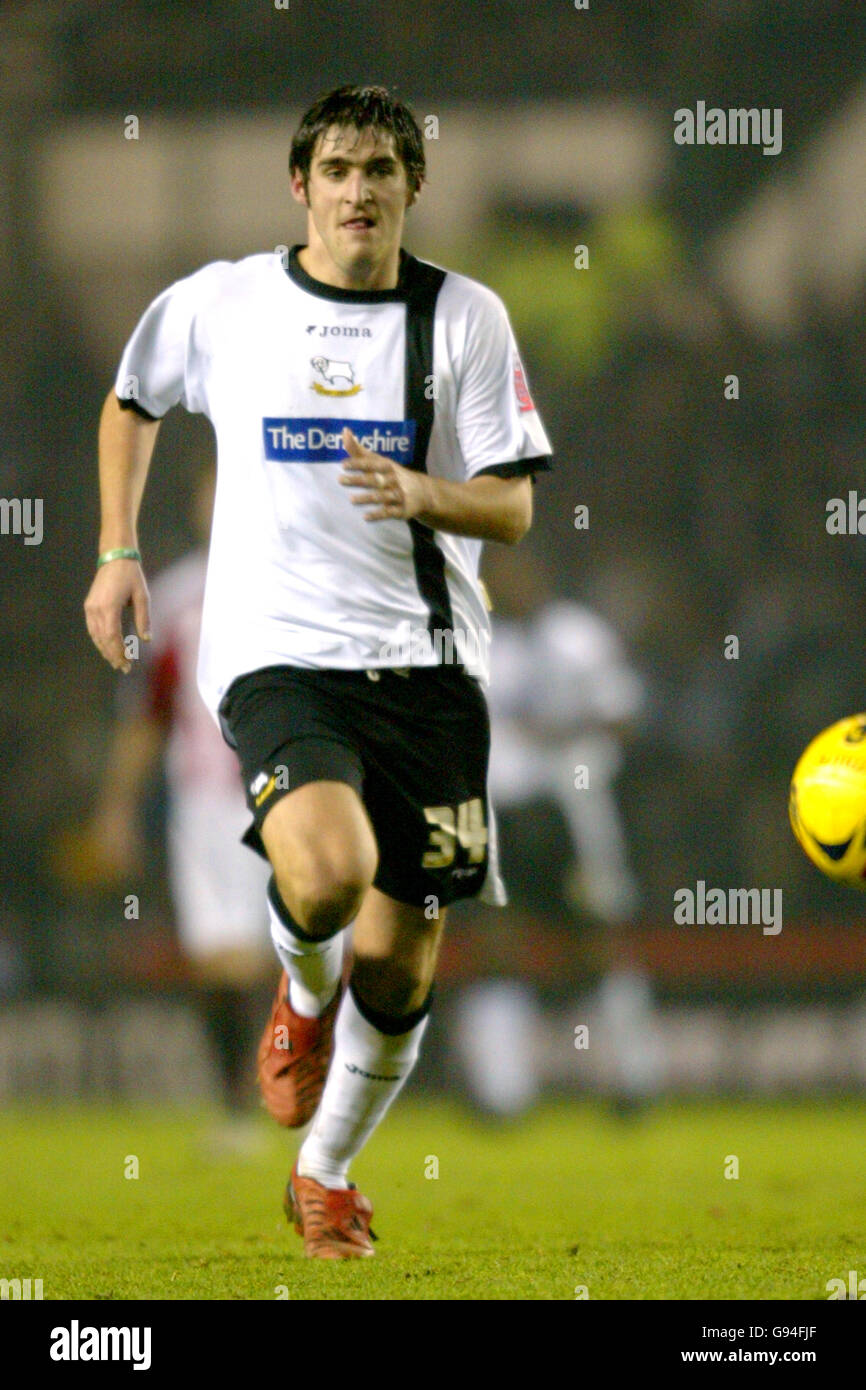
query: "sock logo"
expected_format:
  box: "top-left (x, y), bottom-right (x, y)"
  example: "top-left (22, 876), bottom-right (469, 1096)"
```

top-left (345, 1062), bottom-right (400, 1082)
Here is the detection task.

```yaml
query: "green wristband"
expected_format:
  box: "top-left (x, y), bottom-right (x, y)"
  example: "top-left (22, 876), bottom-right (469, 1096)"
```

top-left (97, 547), bottom-right (141, 567)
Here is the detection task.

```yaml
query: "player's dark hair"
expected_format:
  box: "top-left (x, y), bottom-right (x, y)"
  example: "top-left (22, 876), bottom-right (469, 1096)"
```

top-left (290, 85), bottom-right (426, 196)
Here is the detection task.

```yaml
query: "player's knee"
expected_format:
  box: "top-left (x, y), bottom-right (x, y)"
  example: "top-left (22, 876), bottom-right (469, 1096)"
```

top-left (351, 955), bottom-right (430, 1019)
top-left (275, 846), bottom-right (377, 938)
top-left (295, 878), bottom-right (367, 936)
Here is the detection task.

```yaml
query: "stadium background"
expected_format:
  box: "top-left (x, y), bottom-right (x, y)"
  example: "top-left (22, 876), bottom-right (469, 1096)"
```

top-left (2, 0), bottom-right (866, 1107)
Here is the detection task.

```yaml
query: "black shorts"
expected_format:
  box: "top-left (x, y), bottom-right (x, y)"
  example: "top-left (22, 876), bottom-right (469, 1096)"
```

top-left (218, 663), bottom-right (492, 909)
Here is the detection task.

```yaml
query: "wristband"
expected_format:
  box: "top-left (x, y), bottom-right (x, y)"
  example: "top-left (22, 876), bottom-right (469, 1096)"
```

top-left (97, 547), bottom-right (141, 567)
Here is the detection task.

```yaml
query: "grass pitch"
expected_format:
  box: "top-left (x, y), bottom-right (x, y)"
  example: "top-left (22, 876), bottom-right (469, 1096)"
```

top-left (1, 1097), bottom-right (864, 1300)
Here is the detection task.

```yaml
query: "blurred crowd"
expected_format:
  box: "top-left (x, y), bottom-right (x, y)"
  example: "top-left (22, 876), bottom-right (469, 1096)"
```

top-left (2, 1), bottom-right (866, 1014)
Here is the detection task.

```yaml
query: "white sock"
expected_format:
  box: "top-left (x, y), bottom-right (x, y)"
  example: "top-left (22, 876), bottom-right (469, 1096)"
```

top-left (267, 878), bottom-right (344, 1019)
top-left (297, 986), bottom-right (429, 1188)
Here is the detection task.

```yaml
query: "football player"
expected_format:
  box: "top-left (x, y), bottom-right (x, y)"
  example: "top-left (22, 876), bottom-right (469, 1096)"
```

top-left (85, 85), bottom-right (553, 1257)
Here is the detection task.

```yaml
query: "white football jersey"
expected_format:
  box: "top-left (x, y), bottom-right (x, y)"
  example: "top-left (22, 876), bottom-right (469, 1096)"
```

top-left (487, 602), bottom-right (645, 804)
top-left (116, 248), bottom-right (553, 717)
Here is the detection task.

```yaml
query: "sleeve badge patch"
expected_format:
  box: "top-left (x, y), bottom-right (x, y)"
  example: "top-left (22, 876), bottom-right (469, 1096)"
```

top-left (513, 357), bottom-right (535, 413)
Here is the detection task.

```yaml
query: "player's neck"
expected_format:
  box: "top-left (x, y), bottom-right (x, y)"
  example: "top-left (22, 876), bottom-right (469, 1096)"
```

top-left (296, 243), bottom-right (401, 293)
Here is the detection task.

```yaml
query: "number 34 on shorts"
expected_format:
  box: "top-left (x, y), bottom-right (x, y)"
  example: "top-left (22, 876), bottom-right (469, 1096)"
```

top-left (422, 797), bottom-right (488, 869)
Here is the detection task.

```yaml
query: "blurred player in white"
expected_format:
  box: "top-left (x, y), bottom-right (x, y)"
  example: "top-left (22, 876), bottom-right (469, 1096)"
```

top-left (454, 545), bottom-right (663, 1115)
top-left (83, 464), bottom-right (272, 1123)
top-left (84, 86), bottom-right (553, 1257)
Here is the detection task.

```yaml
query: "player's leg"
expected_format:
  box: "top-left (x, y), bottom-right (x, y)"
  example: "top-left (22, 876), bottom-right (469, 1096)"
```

top-left (167, 788), bottom-right (272, 1114)
top-left (351, 883), bottom-right (446, 1014)
top-left (194, 961), bottom-right (273, 1116)
top-left (216, 670), bottom-right (379, 1127)
top-left (275, 667), bottom-right (493, 1254)
top-left (260, 777), bottom-right (376, 1019)
top-left (295, 887), bottom-right (446, 1187)
top-left (217, 669), bottom-right (375, 1000)
top-left (288, 664), bottom-right (491, 1185)
top-left (255, 772), bottom-right (379, 1128)
top-left (261, 778), bottom-right (378, 941)
top-left (287, 888), bottom-right (448, 1256)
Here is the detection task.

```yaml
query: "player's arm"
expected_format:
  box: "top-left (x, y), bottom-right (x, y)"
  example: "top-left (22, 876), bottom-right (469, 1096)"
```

top-left (341, 282), bottom-right (550, 542)
top-left (404, 468), bottom-right (532, 544)
top-left (339, 427), bottom-right (533, 544)
top-left (84, 391), bottom-right (161, 673)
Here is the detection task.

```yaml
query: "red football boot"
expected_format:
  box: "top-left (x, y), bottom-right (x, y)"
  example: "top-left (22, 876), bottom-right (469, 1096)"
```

top-left (285, 1162), bottom-right (376, 1259)
top-left (256, 972), bottom-right (340, 1128)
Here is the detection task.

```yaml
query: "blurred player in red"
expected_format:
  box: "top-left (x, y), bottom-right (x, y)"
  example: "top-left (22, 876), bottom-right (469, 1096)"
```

top-left (83, 464), bottom-right (272, 1130)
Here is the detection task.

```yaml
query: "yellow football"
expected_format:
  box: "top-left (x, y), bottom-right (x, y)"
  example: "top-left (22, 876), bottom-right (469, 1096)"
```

top-left (790, 713), bottom-right (866, 886)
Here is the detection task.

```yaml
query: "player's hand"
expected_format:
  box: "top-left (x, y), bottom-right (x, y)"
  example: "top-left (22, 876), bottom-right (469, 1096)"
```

top-left (84, 558), bottom-right (151, 673)
top-left (338, 427), bottom-right (430, 522)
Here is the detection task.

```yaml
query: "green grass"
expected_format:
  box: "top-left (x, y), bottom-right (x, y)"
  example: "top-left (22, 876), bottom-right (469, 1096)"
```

top-left (2, 1097), bottom-right (864, 1300)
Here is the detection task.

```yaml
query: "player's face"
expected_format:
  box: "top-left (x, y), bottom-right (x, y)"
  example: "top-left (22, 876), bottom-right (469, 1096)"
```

top-left (292, 125), bottom-right (416, 290)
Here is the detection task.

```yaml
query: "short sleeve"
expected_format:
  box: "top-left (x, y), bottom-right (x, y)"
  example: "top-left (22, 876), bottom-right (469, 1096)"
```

top-left (453, 283), bottom-right (553, 481)
top-left (114, 263), bottom-right (224, 419)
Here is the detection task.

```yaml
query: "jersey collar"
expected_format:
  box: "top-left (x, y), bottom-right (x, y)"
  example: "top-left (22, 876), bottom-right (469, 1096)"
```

top-left (285, 244), bottom-right (414, 303)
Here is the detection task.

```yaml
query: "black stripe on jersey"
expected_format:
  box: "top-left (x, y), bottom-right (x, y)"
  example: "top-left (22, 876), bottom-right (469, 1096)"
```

top-left (403, 257), bottom-right (454, 648)
top-left (117, 395), bottom-right (162, 422)
top-left (471, 455), bottom-right (553, 483)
